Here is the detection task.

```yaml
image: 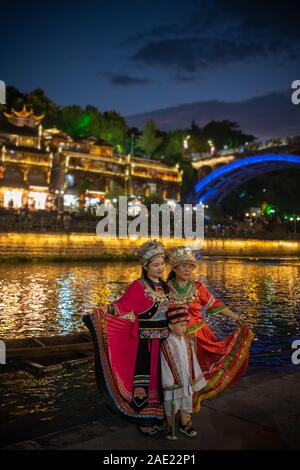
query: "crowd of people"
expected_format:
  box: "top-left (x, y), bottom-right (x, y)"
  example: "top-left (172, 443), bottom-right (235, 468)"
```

top-left (205, 215), bottom-right (298, 239)
top-left (0, 207), bottom-right (82, 233)
top-left (0, 206), bottom-right (299, 239)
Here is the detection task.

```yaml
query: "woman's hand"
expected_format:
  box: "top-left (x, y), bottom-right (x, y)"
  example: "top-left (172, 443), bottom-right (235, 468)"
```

top-left (237, 314), bottom-right (247, 325)
top-left (223, 307), bottom-right (247, 325)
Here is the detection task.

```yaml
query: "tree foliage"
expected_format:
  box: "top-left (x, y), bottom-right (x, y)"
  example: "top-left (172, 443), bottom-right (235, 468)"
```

top-left (136, 120), bottom-right (163, 158)
top-left (2, 86), bottom-right (260, 204)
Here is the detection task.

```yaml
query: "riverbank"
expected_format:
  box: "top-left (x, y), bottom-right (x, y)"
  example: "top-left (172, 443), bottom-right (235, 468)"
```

top-left (2, 367), bottom-right (300, 450)
top-left (1, 232), bottom-right (300, 261)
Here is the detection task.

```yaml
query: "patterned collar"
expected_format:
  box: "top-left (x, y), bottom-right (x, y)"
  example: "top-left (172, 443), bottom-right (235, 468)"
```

top-left (169, 278), bottom-right (198, 305)
top-left (140, 277), bottom-right (169, 307)
top-left (171, 279), bottom-right (192, 294)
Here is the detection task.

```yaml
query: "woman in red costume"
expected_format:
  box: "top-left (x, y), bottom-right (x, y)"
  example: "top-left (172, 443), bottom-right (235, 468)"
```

top-left (83, 240), bottom-right (170, 436)
top-left (167, 247), bottom-right (254, 412)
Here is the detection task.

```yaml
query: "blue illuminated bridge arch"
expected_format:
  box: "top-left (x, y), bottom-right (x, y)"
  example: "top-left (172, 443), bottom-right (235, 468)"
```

top-left (194, 154), bottom-right (300, 204)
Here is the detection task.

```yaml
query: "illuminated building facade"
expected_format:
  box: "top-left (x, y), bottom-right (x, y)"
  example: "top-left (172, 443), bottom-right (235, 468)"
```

top-left (0, 107), bottom-right (182, 210)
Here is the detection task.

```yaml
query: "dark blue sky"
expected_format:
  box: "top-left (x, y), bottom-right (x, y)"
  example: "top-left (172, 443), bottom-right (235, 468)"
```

top-left (1, 0), bottom-right (300, 116)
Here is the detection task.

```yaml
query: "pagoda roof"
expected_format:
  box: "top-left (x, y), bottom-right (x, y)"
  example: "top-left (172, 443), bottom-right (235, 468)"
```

top-left (4, 104), bottom-right (44, 123)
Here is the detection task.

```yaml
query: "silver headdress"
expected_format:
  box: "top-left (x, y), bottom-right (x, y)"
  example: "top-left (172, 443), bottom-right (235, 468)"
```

top-left (168, 247), bottom-right (198, 270)
top-left (137, 240), bottom-right (165, 266)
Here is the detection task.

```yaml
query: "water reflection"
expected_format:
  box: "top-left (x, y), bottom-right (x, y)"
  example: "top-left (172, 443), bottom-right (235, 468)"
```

top-left (0, 263), bottom-right (138, 339)
top-left (0, 362), bottom-right (101, 446)
top-left (0, 260), bottom-right (299, 369)
top-left (198, 261), bottom-right (300, 369)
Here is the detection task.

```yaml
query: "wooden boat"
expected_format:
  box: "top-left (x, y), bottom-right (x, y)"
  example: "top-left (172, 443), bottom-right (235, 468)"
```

top-left (5, 333), bottom-right (93, 359)
top-left (3, 333), bottom-right (94, 377)
top-left (22, 351), bottom-right (94, 377)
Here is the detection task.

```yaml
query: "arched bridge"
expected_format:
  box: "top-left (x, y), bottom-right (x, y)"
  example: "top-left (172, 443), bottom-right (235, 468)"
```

top-left (194, 154), bottom-right (300, 204)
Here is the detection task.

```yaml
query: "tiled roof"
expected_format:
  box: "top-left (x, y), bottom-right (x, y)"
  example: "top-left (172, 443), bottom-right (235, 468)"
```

top-left (0, 120), bottom-right (38, 137)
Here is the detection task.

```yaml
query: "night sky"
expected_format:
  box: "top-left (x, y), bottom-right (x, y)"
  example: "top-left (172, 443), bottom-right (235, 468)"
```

top-left (1, 0), bottom-right (300, 117)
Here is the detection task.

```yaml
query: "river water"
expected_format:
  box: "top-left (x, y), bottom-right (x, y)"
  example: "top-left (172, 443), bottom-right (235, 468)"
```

top-left (0, 259), bottom-right (299, 445)
top-left (1, 259), bottom-right (299, 369)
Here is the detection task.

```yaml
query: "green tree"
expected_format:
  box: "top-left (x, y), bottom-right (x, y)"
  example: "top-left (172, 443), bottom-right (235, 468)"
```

top-left (59, 105), bottom-right (105, 140)
top-left (58, 105), bottom-right (86, 137)
top-left (202, 120), bottom-right (255, 150)
top-left (221, 169), bottom-right (300, 217)
top-left (1, 87), bottom-right (61, 129)
top-left (188, 121), bottom-right (210, 154)
top-left (180, 159), bottom-right (198, 202)
top-left (26, 88), bottom-right (61, 128)
top-left (137, 120), bottom-right (163, 158)
top-left (82, 105), bottom-right (104, 138)
top-left (160, 130), bottom-right (185, 165)
top-left (101, 111), bottom-right (129, 151)
top-left (2, 86), bottom-right (24, 112)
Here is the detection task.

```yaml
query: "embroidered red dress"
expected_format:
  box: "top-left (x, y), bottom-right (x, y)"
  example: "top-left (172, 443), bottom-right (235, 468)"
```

top-left (168, 278), bottom-right (254, 412)
top-left (83, 277), bottom-right (169, 425)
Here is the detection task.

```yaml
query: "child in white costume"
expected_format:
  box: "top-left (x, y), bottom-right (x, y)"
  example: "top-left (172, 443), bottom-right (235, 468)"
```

top-left (161, 305), bottom-right (207, 438)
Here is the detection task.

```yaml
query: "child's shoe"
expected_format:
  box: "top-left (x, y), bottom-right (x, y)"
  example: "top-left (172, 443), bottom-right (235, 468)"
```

top-left (179, 422), bottom-right (197, 438)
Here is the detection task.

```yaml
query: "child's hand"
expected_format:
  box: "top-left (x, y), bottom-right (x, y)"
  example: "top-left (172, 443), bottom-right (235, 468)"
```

top-left (164, 384), bottom-right (182, 391)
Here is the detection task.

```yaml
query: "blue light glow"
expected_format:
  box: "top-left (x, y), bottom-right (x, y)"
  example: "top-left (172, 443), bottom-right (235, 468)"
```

top-left (195, 154), bottom-right (300, 203)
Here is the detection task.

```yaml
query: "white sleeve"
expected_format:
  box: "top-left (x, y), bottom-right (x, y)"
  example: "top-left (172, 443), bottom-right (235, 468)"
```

top-left (160, 351), bottom-right (175, 389)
